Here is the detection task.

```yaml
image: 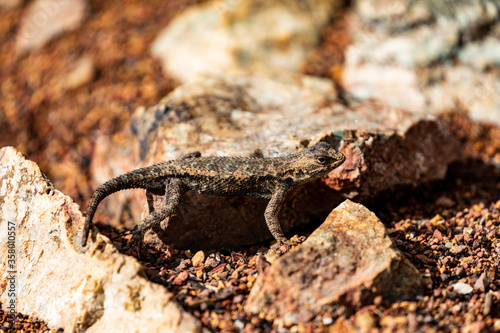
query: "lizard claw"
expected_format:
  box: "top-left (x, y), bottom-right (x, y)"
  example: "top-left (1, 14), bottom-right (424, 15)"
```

top-left (122, 234), bottom-right (142, 251)
top-left (270, 235), bottom-right (303, 253)
top-left (111, 228), bottom-right (133, 241)
top-left (270, 238), bottom-right (291, 253)
top-left (117, 226), bottom-right (144, 252)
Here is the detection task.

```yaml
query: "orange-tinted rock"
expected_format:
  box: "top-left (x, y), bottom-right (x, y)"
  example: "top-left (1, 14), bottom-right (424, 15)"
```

top-left (245, 200), bottom-right (424, 324)
top-left (0, 147), bottom-right (205, 333)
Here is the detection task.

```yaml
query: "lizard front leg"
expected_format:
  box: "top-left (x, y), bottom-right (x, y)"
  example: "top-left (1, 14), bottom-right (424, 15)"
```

top-left (145, 187), bottom-right (165, 213)
top-left (124, 179), bottom-right (186, 249)
top-left (264, 184), bottom-right (293, 244)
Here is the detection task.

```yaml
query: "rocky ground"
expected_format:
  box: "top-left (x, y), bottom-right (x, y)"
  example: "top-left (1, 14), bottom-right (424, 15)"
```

top-left (95, 128), bottom-right (500, 333)
top-left (1, 115), bottom-right (499, 332)
top-left (4, 129), bottom-right (498, 333)
top-left (1, 0), bottom-right (499, 332)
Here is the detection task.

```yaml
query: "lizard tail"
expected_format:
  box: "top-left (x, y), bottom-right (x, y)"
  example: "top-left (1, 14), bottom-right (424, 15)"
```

top-left (80, 173), bottom-right (148, 247)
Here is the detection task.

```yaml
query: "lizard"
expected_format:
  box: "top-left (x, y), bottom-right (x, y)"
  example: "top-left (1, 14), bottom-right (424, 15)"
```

top-left (80, 141), bottom-right (345, 248)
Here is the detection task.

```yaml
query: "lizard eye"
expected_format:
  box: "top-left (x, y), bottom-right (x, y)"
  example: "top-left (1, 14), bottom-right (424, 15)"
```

top-left (317, 156), bottom-right (327, 164)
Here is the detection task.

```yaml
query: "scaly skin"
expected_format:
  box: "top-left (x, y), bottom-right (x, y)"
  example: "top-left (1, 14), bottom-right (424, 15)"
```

top-left (81, 142), bottom-right (345, 248)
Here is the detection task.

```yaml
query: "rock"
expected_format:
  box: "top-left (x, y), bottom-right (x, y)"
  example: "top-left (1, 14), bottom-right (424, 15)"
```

top-left (245, 200), bottom-right (424, 324)
top-left (483, 292), bottom-right (493, 316)
top-left (89, 73), bottom-right (461, 249)
top-left (474, 272), bottom-right (489, 292)
top-left (354, 311), bottom-right (376, 332)
top-left (15, 0), bottom-right (87, 55)
top-left (0, 147), bottom-right (205, 332)
top-left (343, 0), bottom-right (500, 125)
top-left (151, 0), bottom-right (342, 82)
top-left (452, 282), bottom-right (473, 294)
top-left (459, 34), bottom-right (500, 71)
top-left (462, 321), bottom-right (487, 333)
top-left (64, 55), bottom-right (95, 90)
top-left (192, 250), bottom-right (205, 267)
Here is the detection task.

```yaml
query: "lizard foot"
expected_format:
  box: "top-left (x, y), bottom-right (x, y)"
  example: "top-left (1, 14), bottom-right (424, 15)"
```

top-left (120, 226), bottom-right (144, 252)
top-left (270, 235), bottom-right (304, 254)
top-left (111, 228), bottom-right (133, 241)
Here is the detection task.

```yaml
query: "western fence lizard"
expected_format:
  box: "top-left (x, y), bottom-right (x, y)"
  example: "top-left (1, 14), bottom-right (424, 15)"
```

top-left (80, 142), bottom-right (345, 248)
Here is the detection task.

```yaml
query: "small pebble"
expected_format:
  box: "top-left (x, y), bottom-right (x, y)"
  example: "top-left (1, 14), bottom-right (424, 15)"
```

top-left (452, 282), bottom-right (473, 294)
top-left (323, 316), bottom-right (334, 325)
top-left (483, 292), bottom-right (493, 316)
top-left (450, 245), bottom-right (463, 254)
top-left (192, 251), bottom-right (205, 267)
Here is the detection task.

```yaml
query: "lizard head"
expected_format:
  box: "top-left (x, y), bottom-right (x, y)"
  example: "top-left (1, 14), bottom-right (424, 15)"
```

top-left (287, 141), bottom-right (345, 184)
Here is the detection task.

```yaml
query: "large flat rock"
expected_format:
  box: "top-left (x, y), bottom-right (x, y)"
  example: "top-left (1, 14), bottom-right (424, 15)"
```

top-left (90, 73), bottom-right (462, 249)
top-left (0, 147), bottom-right (205, 333)
top-left (343, 0), bottom-right (500, 125)
top-left (245, 200), bottom-right (424, 324)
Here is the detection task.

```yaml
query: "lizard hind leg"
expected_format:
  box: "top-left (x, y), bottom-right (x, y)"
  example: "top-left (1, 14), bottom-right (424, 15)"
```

top-left (146, 187), bottom-right (166, 213)
top-left (124, 179), bottom-right (186, 250)
top-left (264, 184), bottom-right (292, 244)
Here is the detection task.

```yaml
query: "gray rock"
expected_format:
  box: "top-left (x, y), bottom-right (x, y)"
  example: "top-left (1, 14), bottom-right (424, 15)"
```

top-left (459, 34), bottom-right (500, 71)
top-left (343, 0), bottom-right (500, 124)
top-left (89, 73), bottom-right (461, 249)
top-left (452, 282), bottom-right (473, 295)
top-left (245, 200), bottom-right (424, 324)
top-left (151, 0), bottom-right (342, 82)
top-left (0, 147), bottom-right (205, 333)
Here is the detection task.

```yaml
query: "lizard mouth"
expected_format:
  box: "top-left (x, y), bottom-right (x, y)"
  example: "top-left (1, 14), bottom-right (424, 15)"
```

top-left (332, 151), bottom-right (346, 167)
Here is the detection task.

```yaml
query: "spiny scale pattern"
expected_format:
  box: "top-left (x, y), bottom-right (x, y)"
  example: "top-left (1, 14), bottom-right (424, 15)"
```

top-left (81, 142), bottom-right (345, 248)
